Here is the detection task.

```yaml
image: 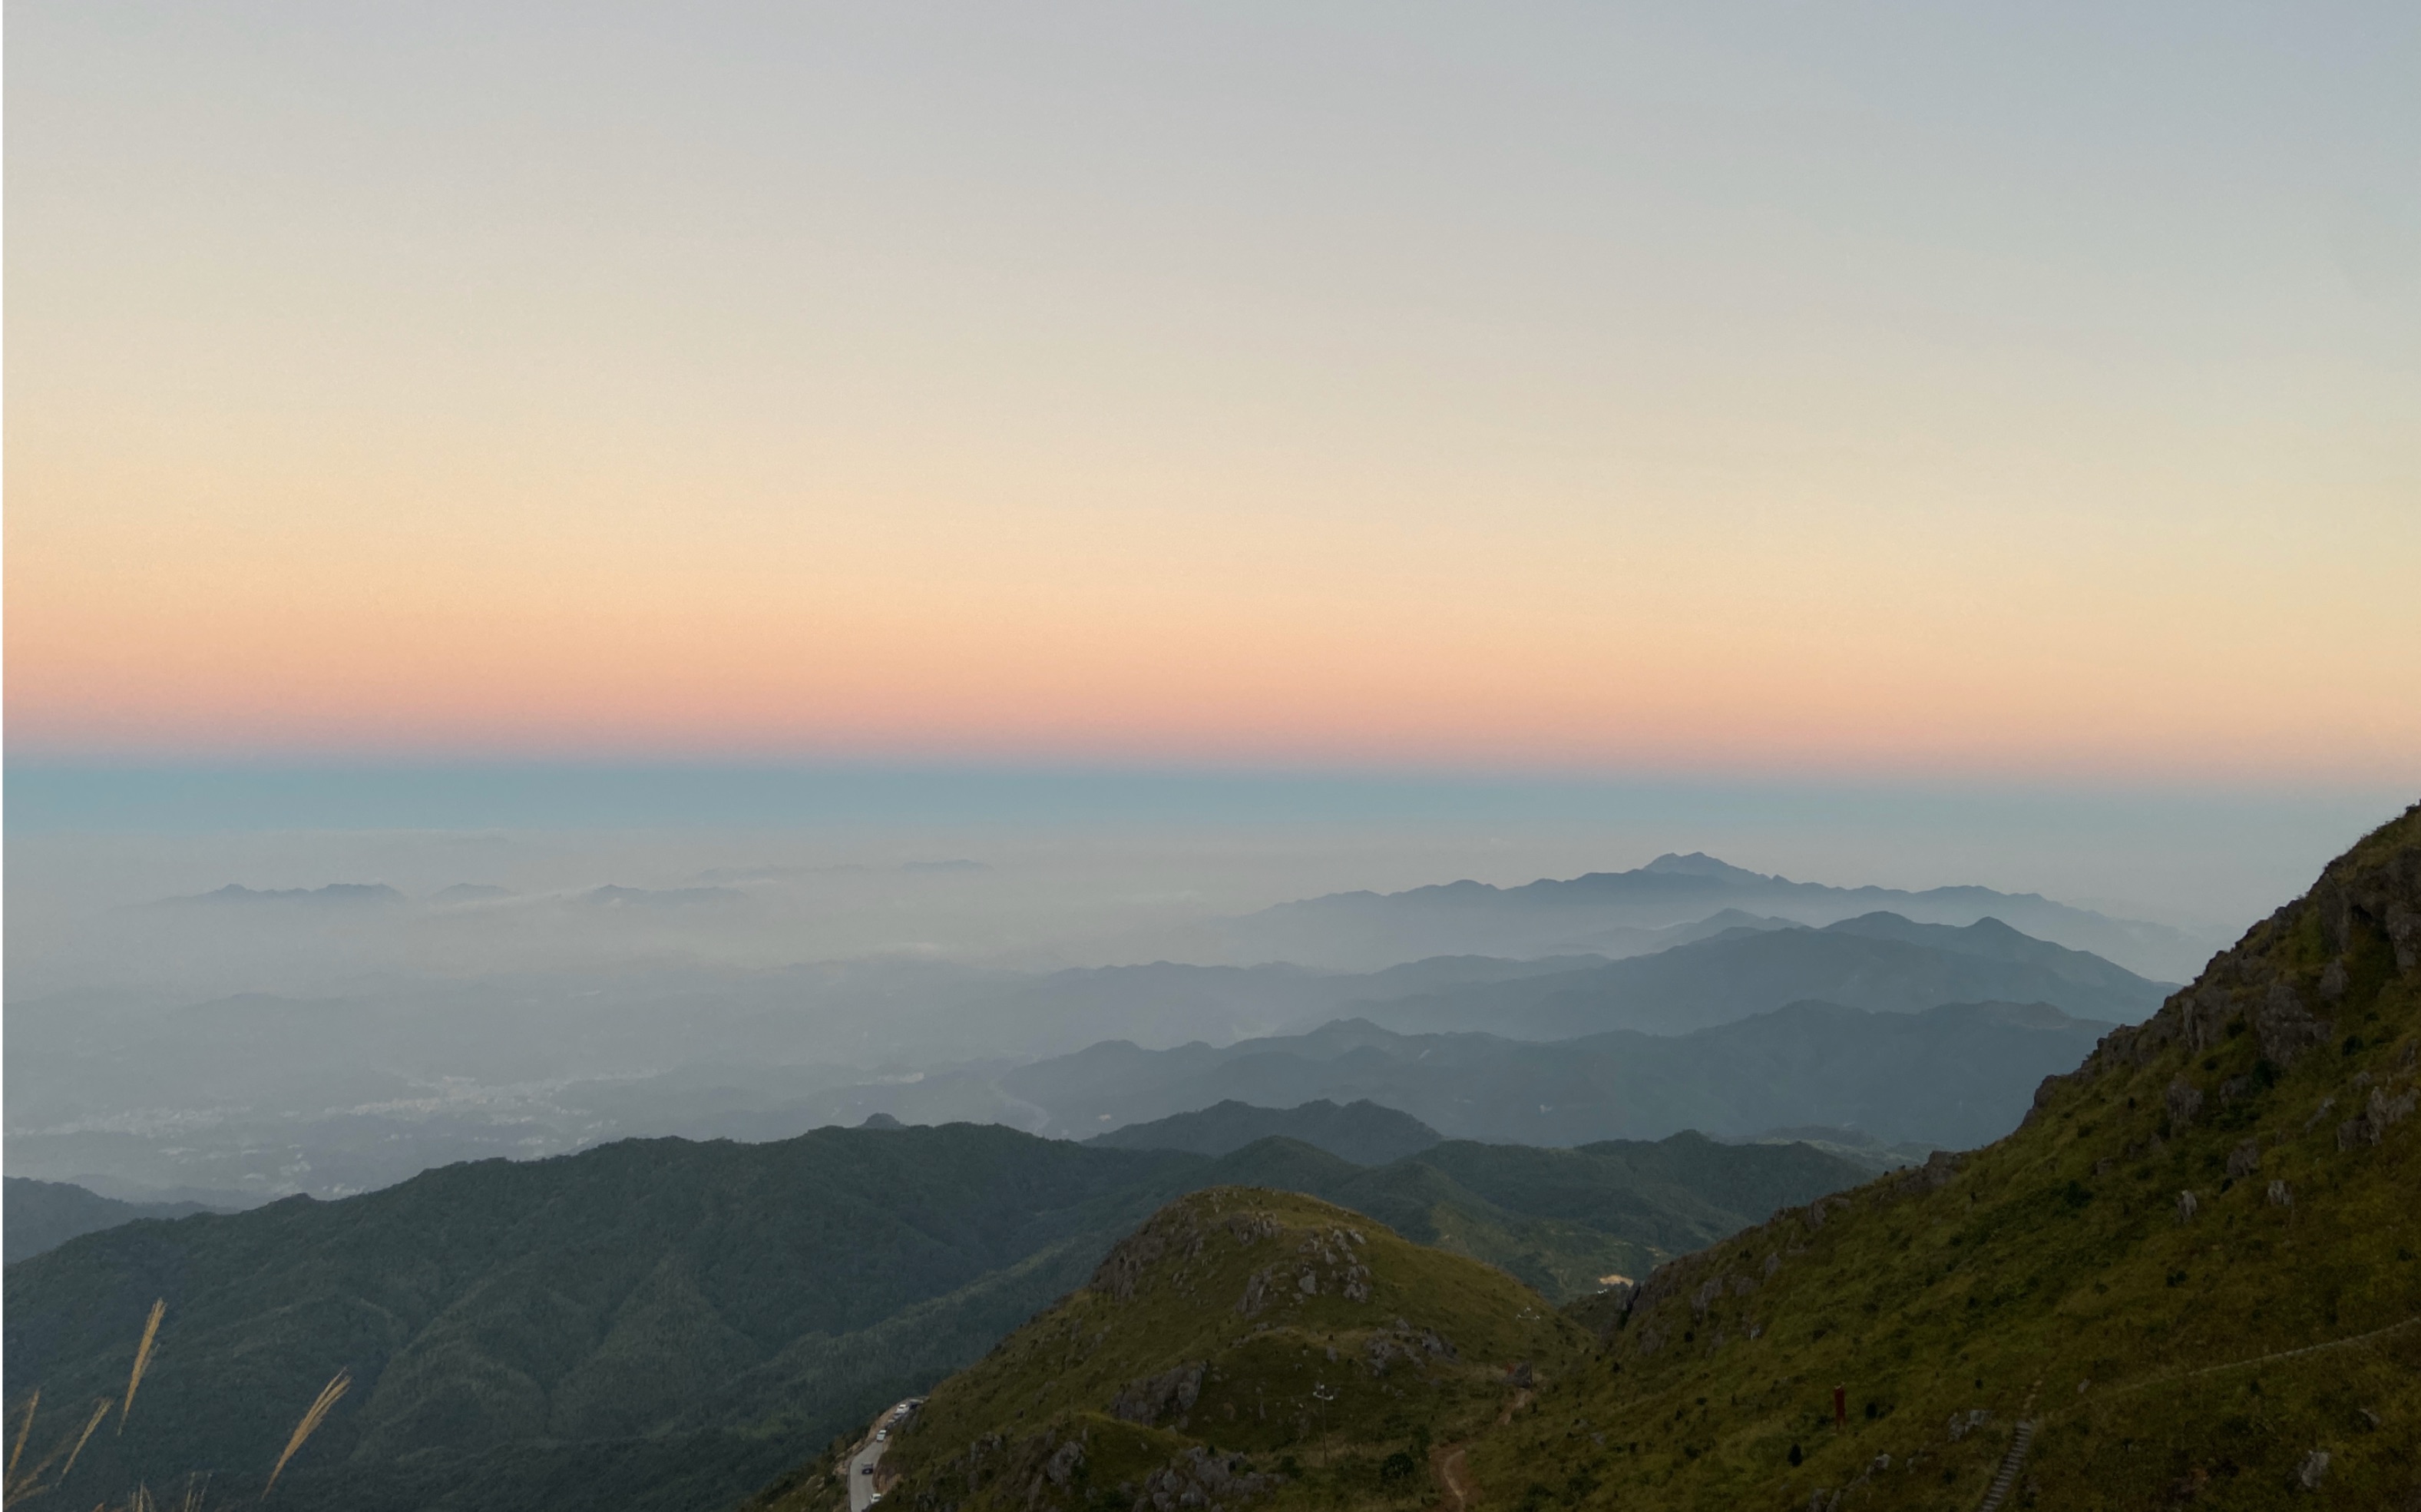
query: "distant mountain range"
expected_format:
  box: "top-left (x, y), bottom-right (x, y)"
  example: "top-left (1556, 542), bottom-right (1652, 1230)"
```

top-left (1352, 910), bottom-right (2168, 1037)
top-left (1215, 851), bottom-right (2216, 980)
top-left (2, 1123), bottom-right (1859, 1512)
top-left (1000, 997), bottom-right (2112, 1150)
top-left (1087, 1098), bottom-right (1443, 1166)
top-left (2, 1177), bottom-right (228, 1263)
top-left (614, 910), bottom-right (2152, 1151)
top-left (154, 882), bottom-right (408, 908)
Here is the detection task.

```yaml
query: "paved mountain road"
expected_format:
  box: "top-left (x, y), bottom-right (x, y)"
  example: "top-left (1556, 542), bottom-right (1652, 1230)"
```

top-left (848, 1400), bottom-right (920, 1512)
top-left (848, 1434), bottom-right (888, 1512)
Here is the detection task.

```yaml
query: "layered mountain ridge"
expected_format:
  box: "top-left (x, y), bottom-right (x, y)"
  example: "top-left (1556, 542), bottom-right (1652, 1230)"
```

top-left (1219, 855), bottom-right (2213, 980)
top-left (749, 802), bottom-right (2420, 1512)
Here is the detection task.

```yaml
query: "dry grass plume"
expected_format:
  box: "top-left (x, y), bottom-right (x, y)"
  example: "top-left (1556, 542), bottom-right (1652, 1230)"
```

top-left (6, 1390), bottom-right (37, 1488)
top-left (258, 1371), bottom-right (349, 1501)
top-left (117, 1301), bottom-right (165, 1434)
top-left (58, 1398), bottom-right (114, 1484)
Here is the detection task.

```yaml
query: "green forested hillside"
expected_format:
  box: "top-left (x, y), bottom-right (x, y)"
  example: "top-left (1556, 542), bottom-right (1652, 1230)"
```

top-left (4, 1118), bottom-right (1857, 1511)
top-left (5, 1125), bottom-right (1199, 1511)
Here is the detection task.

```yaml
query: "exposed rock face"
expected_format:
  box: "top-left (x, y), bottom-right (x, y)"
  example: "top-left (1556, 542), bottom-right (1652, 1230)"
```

top-left (1896, 1149), bottom-right (1961, 1194)
top-left (2175, 1189), bottom-right (2199, 1223)
top-left (1236, 1226), bottom-right (1371, 1315)
top-left (1093, 1206), bottom-right (1282, 1303)
top-left (2224, 1140), bottom-right (2261, 1179)
top-left (2338, 1085), bottom-right (2419, 1150)
top-left (1040, 1441), bottom-right (1086, 1488)
top-left (2252, 981), bottom-right (2332, 1067)
top-left (2165, 1076), bottom-right (2204, 1129)
top-left (2319, 959), bottom-right (2350, 1003)
top-left (2051, 805), bottom-right (2420, 1101)
top-left (1110, 1363), bottom-right (1206, 1426)
top-left (2297, 1449), bottom-right (2330, 1490)
top-left (1801, 1195), bottom-right (1851, 1232)
top-left (1945, 1408), bottom-right (1992, 1442)
top-left (1133, 1447), bottom-right (1277, 1512)
top-left (1363, 1318), bottom-right (1456, 1374)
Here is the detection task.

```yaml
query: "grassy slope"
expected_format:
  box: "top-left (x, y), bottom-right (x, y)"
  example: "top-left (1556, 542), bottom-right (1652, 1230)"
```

top-left (1472, 804), bottom-right (2421, 1510)
top-left (752, 1188), bottom-right (1587, 1512)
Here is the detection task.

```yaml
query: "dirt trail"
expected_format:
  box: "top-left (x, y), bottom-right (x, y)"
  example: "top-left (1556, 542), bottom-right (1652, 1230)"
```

top-left (1430, 1446), bottom-right (1476, 1512)
top-left (2071, 1313), bottom-right (2421, 1411)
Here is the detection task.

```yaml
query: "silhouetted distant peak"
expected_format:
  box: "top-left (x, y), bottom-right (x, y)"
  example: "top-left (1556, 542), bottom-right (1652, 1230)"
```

top-left (1639, 852), bottom-right (1776, 884)
top-left (163, 882), bottom-right (405, 907)
top-left (583, 884), bottom-right (743, 908)
top-left (430, 883), bottom-right (512, 902)
top-left (858, 1112), bottom-right (905, 1130)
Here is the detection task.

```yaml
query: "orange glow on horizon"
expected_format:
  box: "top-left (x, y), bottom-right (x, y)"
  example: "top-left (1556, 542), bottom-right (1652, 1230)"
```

top-left (8, 8), bottom-right (2417, 784)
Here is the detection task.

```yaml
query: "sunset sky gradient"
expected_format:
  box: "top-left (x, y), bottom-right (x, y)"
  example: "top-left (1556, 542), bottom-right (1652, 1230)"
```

top-left (8, 2), bottom-right (2418, 782)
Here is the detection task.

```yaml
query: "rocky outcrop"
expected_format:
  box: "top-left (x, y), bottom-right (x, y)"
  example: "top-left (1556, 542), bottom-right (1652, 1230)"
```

top-left (1364, 1318), bottom-right (1457, 1374)
top-left (2052, 805), bottom-right (2421, 1103)
top-left (1895, 1149), bottom-right (1962, 1194)
top-left (2224, 1140), bottom-right (2261, 1179)
top-left (1235, 1226), bottom-right (1372, 1315)
top-left (1110, 1363), bottom-right (1206, 1426)
top-left (1092, 1204), bottom-right (1282, 1302)
top-left (2251, 981), bottom-right (2331, 1067)
top-left (2337, 1084), bottom-right (2418, 1150)
top-left (1132, 1447), bottom-right (1277, 1512)
top-left (2165, 1076), bottom-right (2203, 1129)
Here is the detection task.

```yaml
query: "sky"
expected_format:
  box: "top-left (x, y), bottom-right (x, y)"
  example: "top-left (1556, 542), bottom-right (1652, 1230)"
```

top-left (6, 2), bottom-right (2419, 783)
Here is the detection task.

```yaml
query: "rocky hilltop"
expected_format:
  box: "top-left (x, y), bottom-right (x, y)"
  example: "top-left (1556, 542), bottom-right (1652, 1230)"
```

top-left (751, 1187), bottom-right (1583, 1512)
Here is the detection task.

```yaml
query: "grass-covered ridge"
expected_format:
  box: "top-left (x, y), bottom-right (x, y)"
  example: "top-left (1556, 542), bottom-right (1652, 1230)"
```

top-left (1475, 802), bottom-right (2421, 1509)
top-left (778, 1186), bottom-right (1586, 1512)
top-left (5, 1112), bottom-right (1856, 1510)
